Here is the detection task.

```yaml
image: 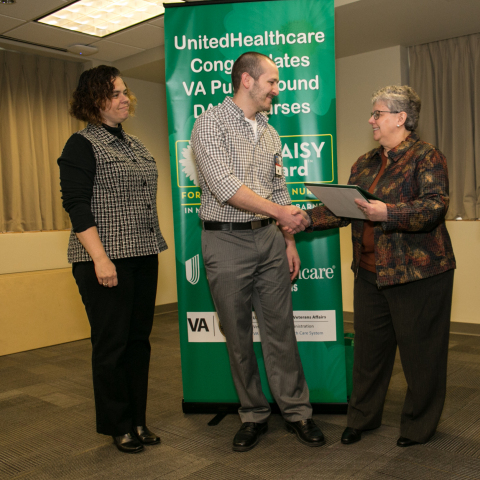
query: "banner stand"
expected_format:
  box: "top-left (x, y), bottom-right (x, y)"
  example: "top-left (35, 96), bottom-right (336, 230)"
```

top-left (182, 401), bottom-right (348, 417)
top-left (164, 0), bottom-right (352, 414)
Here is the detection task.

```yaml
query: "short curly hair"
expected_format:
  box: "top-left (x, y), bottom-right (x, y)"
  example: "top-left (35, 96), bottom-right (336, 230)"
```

top-left (69, 65), bottom-right (137, 125)
top-left (372, 85), bottom-right (421, 131)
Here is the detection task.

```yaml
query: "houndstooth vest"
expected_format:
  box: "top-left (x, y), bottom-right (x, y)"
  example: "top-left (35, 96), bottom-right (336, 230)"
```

top-left (67, 124), bottom-right (167, 263)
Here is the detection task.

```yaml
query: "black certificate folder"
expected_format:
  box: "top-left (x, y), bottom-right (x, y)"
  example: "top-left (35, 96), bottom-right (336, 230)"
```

top-left (304, 183), bottom-right (382, 220)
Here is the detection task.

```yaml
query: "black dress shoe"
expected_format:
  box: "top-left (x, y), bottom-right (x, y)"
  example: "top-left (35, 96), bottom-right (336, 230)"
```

top-left (232, 422), bottom-right (268, 452)
top-left (285, 419), bottom-right (325, 447)
top-left (134, 425), bottom-right (161, 445)
top-left (341, 427), bottom-right (363, 445)
top-left (113, 433), bottom-right (144, 453)
top-left (397, 436), bottom-right (421, 447)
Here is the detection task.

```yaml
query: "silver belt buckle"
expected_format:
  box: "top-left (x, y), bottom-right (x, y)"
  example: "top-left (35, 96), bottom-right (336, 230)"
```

top-left (251, 220), bottom-right (262, 230)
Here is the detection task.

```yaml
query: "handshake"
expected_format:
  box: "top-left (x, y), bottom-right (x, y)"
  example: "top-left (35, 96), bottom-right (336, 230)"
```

top-left (276, 205), bottom-right (311, 234)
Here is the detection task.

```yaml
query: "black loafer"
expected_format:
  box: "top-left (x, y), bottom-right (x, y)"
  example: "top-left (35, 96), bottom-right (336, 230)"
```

top-left (134, 425), bottom-right (161, 445)
top-left (113, 433), bottom-right (144, 453)
top-left (397, 436), bottom-right (421, 447)
top-left (232, 422), bottom-right (268, 452)
top-left (285, 419), bottom-right (325, 447)
top-left (341, 427), bottom-right (363, 445)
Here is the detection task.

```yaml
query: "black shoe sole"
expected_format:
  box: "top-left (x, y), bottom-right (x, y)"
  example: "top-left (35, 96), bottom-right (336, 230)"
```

top-left (232, 440), bottom-right (260, 452)
top-left (341, 436), bottom-right (361, 445)
top-left (285, 423), bottom-right (326, 447)
top-left (397, 440), bottom-right (421, 447)
top-left (232, 426), bottom-right (267, 452)
top-left (341, 430), bottom-right (362, 445)
top-left (134, 433), bottom-right (161, 446)
top-left (114, 444), bottom-right (144, 453)
top-left (139, 438), bottom-right (161, 445)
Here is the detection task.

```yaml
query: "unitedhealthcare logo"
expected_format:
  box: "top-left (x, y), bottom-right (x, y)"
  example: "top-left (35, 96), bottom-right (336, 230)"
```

top-left (186, 254), bottom-right (200, 285)
top-left (297, 265), bottom-right (336, 280)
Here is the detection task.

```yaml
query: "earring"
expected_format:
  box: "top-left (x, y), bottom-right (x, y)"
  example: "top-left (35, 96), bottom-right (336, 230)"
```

top-left (397, 125), bottom-right (400, 127)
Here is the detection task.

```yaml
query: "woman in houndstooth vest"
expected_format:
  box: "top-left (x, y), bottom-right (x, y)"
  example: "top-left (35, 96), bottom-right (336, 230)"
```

top-left (58, 65), bottom-right (167, 454)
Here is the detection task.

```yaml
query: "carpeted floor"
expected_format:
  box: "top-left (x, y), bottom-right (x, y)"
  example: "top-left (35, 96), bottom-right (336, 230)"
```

top-left (1, 311), bottom-right (479, 479)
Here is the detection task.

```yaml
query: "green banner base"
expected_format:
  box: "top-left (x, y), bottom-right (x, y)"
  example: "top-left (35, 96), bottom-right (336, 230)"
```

top-left (182, 400), bottom-right (348, 415)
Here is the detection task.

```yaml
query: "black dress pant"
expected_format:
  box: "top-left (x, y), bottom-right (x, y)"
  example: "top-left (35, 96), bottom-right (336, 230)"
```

top-left (348, 267), bottom-right (454, 443)
top-left (73, 254), bottom-right (158, 436)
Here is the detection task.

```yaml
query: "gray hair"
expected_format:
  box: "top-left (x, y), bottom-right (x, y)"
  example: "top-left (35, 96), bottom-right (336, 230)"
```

top-left (372, 85), bottom-right (421, 131)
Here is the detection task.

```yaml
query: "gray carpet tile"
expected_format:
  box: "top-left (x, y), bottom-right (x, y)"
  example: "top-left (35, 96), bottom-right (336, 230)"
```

top-left (377, 446), bottom-right (480, 480)
top-left (1, 312), bottom-right (480, 479)
top-left (181, 462), bottom-right (264, 480)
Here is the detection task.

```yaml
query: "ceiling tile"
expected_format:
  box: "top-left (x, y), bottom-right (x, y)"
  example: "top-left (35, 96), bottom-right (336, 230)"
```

top-left (0, 0), bottom-right (68, 22)
top-left (148, 16), bottom-right (164, 28)
top-left (122, 58), bottom-right (165, 84)
top-left (334, 0), bottom-right (361, 6)
top-left (6, 22), bottom-right (95, 49)
top-left (88, 39), bottom-right (144, 62)
top-left (108, 24), bottom-right (164, 49)
top-left (0, 14), bottom-right (25, 35)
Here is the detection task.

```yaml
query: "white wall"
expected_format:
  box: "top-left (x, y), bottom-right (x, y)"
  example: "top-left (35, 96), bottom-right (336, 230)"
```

top-left (122, 77), bottom-right (177, 306)
top-left (335, 45), bottom-right (407, 312)
top-left (335, 46), bottom-right (479, 326)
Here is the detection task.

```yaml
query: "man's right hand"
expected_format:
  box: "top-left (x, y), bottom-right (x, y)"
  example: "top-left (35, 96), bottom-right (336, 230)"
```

top-left (276, 205), bottom-right (310, 234)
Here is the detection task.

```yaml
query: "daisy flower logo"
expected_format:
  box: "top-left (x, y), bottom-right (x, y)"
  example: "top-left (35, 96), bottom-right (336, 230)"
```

top-left (179, 144), bottom-right (199, 186)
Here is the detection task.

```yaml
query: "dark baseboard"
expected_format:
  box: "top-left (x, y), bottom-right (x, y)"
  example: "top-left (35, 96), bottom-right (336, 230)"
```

top-left (449, 321), bottom-right (480, 336)
top-left (342, 311), bottom-right (480, 337)
top-left (154, 302), bottom-right (178, 315)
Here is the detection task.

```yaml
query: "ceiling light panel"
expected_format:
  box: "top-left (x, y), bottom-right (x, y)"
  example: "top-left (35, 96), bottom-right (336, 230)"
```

top-left (37, 0), bottom-right (182, 37)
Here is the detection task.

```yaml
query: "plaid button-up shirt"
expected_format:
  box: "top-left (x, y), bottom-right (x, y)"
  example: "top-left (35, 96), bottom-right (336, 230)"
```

top-left (191, 96), bottom-right (291, 222)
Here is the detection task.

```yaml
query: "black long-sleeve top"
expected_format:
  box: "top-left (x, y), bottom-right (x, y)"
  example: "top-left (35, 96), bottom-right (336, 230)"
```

top-left (58, 123), bottom-right (123, 233)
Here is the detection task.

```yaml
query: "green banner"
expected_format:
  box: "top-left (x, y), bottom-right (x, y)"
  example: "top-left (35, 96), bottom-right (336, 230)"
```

top-left (164, 0), bottom-right (349, 406)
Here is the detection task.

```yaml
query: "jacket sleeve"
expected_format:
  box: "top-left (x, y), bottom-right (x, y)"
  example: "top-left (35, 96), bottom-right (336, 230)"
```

top-left (57, 134), bottom-right (97, 233)
top-left (306, 205), bottom-right (351, 231)
top-left (382, 149), bottom-right (449, 233)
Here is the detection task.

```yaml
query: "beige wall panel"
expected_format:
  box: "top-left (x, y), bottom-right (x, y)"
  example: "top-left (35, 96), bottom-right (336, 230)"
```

top-left (447, 221), bottom-right (480, 325)
top-left (0, 268), bottom-right (90, 356)
top-left (122, 77), bottom-right (177, 306)
top-left (0, 231), bottom-right (70, 275)
top-left (335, 46), bottom-right (405, 313)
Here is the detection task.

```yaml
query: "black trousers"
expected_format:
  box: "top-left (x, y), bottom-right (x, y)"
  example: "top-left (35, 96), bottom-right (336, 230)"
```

top-left (73, 254), bottom-right (158, 436)
top-left (348, 267), bottom-right (454, 443)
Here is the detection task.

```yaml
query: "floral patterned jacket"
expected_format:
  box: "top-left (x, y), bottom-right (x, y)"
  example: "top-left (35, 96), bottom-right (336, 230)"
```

top-left (307, 132), bottom-right (456, 287)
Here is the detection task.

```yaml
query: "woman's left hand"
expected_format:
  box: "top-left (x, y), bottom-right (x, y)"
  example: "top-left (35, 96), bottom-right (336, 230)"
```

top-left (355, 199), bottom-right (388, 222)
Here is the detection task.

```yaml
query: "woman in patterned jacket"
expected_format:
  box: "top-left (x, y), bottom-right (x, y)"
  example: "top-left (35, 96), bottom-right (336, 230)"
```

top-left (58, 65), bottom-right (167, 453)
top-left (306, 85), bottom-right (455, 448)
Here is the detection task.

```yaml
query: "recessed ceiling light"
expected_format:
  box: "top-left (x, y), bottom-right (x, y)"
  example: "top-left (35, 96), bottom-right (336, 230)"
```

top-left (37, 0), bottom-right (183, 38)
top-left (1, 0), bottom-right (17, 4)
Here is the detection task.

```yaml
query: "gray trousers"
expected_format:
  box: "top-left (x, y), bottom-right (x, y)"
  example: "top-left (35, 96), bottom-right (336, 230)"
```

top-left (202, 223), bottom-right (312, 423)
top-left (349, 267), bottom-right (454, 442)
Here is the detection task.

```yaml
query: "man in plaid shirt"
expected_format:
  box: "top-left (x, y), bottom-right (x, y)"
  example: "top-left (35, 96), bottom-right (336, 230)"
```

top-left (191, 52), bottom-right (324, 452)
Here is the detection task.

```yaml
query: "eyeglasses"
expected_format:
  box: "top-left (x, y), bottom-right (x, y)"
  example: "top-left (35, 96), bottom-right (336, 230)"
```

top-left (370, 110), bottom-right (399, 120)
